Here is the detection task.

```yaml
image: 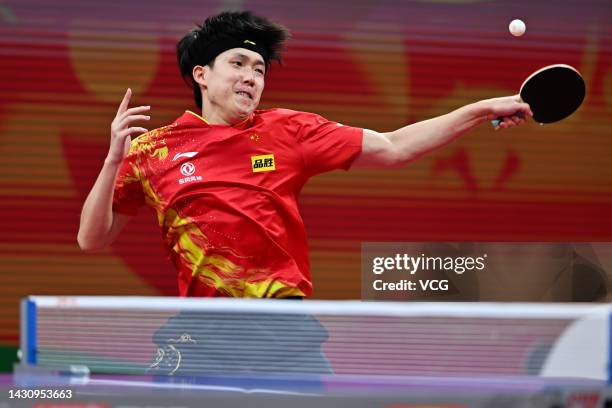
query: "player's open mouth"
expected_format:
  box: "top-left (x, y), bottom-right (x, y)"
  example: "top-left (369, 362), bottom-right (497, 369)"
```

top-left (236, 91), bottom-right (253, 100)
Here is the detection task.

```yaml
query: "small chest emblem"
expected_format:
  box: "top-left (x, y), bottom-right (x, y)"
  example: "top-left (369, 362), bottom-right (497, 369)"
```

top-left (251, 154), bottom-right (276, 173)
top-left (180, 162), bottom-right (195, 176)
top-left (178, 162), bottom-right (202, 185)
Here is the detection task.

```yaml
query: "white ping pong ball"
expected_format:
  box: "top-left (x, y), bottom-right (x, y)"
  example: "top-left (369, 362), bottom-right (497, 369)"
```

top-left (509, 19), bottom-right (526, 37)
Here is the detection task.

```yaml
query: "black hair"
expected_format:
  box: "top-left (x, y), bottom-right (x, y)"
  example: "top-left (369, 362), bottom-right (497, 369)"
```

top-left (176, 11), bottom-right (291, 109)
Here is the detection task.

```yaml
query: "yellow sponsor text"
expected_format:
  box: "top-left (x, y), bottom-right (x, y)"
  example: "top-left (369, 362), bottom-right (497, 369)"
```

top-left (251, 154), bottom-right (276, 172)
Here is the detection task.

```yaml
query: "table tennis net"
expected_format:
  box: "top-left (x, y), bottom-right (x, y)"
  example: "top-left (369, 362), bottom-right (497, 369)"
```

top-left (21, 297), bottom-right (609, 379)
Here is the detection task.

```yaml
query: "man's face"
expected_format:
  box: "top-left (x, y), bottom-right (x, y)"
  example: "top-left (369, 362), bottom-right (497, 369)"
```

top-left (200, 48), bottom-right (265, 123)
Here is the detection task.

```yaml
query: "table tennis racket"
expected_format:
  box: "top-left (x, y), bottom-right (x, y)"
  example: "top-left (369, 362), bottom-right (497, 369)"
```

top-left (492, 64), bottom-right (585, 128)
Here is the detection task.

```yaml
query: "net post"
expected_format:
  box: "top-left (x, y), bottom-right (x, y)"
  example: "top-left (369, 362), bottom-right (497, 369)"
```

top-left (20, 297), bottom-right (37, 365)
top-left (608, 312), bottom-right (612, 384)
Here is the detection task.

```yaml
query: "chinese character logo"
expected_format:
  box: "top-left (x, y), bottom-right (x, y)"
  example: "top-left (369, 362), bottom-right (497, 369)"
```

top-left (251, 154), bottom-right (276, 173)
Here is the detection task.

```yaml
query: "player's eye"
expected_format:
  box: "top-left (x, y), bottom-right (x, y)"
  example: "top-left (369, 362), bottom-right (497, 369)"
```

top-left (232, 61), bottom-right (242, 67)
top-left (255, 68), bottom-right (265, 75)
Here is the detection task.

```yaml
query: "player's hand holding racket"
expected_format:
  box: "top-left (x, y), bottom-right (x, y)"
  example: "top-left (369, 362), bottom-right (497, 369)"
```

top-left (490, 64), bottom-right (585, 130)
top-left (107, 88), bottom-right (151, 164)
top-left (485, 95), bottom-right (533, 130)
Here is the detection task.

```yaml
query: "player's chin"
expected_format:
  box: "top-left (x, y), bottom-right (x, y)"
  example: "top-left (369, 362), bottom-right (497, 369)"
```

top-left (234, 100), bottom-right (258, 117)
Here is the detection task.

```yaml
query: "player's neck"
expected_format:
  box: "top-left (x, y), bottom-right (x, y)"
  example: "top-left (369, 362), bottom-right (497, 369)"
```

top-left (200, 108), bottom-right (251, 128)
top-left (202, 111), bottom-right (229, 126)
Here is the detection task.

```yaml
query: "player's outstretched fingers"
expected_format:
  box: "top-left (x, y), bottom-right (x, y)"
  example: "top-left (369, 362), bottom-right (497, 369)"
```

top-left (118, 106), bottom-right (151, 123)
top-left (117, 88), bottom-right (132, 115)
top-left (118, 127), bottom-right (149, 138)
top-left (118, 114), bottom-right (150, 130)
top-left (107, 89), bottom-right (151, 163)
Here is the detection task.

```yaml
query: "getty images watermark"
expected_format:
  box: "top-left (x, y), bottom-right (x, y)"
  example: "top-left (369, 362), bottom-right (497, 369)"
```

top-left (361, 243), bottom-right (488, 299)
top-left (371, 252), bottom-right (487, 291)
top-left (361, 242), bottom-right (612, 301)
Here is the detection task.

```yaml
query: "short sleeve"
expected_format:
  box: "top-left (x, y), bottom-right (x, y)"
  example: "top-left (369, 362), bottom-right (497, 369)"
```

top-left (112, 147), bottom-right (145, 216)
top-left (296, 112), bottom-right (363, 177)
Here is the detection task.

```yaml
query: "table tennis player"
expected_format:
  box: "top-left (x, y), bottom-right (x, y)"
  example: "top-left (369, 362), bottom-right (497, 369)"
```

top-left (77, 10), bottom-right (531, 299)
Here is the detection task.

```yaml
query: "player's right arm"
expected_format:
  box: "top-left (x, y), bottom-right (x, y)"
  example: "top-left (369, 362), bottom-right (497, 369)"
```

top-left (77, 89), bottom-right (150, 252)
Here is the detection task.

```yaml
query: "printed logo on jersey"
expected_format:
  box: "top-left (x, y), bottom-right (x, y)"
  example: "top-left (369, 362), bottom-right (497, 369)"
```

top-left (178, 162), bottom-right (202, 184)
top-left (251, 154), bottom-right (276, 173)
top-left (180, 162), bottom-right (195, 176)
top-left (172, 152), bottom-right (198, 161)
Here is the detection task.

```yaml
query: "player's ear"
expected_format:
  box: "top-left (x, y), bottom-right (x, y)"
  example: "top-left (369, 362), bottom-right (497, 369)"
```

top-left (192, 65), bottom-right (209, 88)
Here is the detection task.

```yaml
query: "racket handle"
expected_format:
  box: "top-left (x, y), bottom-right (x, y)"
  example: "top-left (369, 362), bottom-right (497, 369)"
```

top-left (491, 111), bottom-right (525, 128)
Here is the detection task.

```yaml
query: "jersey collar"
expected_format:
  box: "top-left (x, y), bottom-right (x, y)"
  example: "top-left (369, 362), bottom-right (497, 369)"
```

top-left (184, 110), bottom-right (254, 130)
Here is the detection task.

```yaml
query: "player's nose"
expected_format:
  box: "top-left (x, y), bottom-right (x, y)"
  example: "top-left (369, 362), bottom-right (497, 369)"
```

top-left (241, 69), bottom-right (256, 85)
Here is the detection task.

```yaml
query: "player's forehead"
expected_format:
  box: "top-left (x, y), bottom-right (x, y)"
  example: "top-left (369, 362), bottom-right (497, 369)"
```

top-left (217, 48), bottom-right (265, 66)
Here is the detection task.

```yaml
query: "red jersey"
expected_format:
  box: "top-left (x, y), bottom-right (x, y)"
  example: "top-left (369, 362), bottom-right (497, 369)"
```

top-left (113, 109), bottom-right (363, 298)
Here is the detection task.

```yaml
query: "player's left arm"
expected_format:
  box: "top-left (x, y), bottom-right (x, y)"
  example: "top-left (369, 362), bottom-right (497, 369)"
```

top-left (352, 95), bottom-right (532, 168)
